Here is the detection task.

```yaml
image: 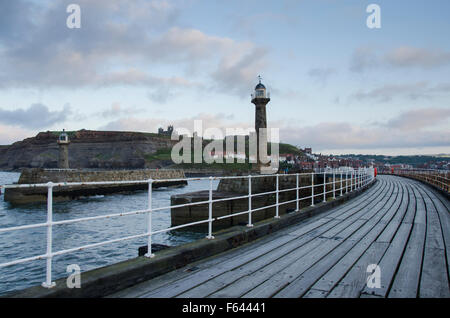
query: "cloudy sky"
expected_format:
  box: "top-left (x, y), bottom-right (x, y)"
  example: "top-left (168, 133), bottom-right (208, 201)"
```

top-left (0, 0), bottom-right (449, 155)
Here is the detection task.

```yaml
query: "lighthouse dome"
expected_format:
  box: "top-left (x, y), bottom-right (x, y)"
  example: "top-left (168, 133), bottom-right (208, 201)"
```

top-left (255, 82), bottom-right (266, 90)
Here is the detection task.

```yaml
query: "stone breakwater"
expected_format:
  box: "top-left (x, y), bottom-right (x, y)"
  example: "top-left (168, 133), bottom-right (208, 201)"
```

top-left (4, 168), bottom-right (187, 204)
top-left (171, 174), bottom-right (336, 231)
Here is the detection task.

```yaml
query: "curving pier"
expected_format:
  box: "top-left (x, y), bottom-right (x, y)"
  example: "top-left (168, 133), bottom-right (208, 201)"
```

top-left (111, 175), bottom-right (450, 298)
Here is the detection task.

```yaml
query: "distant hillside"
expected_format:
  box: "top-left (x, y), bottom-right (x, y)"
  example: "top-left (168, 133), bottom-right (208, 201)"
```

top-left (0, 130), bottom-right (303, 171)
top-left (0, 130), bottom-right (176, 170)
top-left (336, 154), bottom-right (448, 166)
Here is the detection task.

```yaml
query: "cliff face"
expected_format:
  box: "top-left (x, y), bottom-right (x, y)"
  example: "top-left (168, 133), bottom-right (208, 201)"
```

top-left (0, 130), bottom-right (177, 170)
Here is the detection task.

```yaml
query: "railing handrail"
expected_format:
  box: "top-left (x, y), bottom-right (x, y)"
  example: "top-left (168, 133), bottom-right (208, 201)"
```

top-left (391, 168), bottom-right (449, 193)
top-left (0, 168), bottom-right (375, 289)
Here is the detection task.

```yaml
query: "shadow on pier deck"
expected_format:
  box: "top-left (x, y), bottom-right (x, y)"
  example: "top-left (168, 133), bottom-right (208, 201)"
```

top-left (111, 175), bottom-right (450, 298)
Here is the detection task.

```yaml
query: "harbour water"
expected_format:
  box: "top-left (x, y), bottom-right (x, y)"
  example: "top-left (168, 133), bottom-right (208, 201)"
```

top-left (0, 171), bottom-right (218, 296)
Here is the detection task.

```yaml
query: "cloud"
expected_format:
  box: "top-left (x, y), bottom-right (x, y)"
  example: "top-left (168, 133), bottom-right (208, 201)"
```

top-left (384, 107), bottom-right (450, 131)
top-left (349, 47), bottom-right (379, 72)
top-left (231, 11), bottom-right (300, 37)
top-left (98, 106), bottom-right (450, 154)
top-left (0, 1), bottom-right (268, 99)
top-left (278, 107), bottom-right (450, 151)
top-left (280, 121), bottom-right (449, 152)
top-left (98, 103), bottom-right (144, 118)
top-left (100, 112), bottom-right (254, 137)
top-left (307, 67), bottom-right (337, 84)
top-left (385, 46), bottom-right (450, 68)
top-left (351, 82), bottom-right (450, 102)
top-left (0, 124), bottom-right (33, 145)
top-left (350, 46), bottom-right (450, 72)
top-left (0, 104), bottom-right (71, 129)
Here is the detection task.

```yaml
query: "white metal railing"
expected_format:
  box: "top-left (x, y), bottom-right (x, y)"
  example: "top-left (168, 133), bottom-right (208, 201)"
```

top-left (392, 168), bottom-right (449, 193)
top-left (0, 167), bottom-right (375, 289)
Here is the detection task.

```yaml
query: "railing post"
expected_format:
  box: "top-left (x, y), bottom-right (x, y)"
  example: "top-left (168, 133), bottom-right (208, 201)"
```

top-left (247, 175), bottom-right (253, 227)
top-left (295, 173), bottom-right (299, 212)
top-left (360, 169), bottom-right (362, 188)
top-left (206, 176), bottom-right (215, 239)
top-left (357, 169), bottom-right (359, 189)
top-left (145, 179), bottom-right (155, 258)
top-left (275, 173), bottom-right (280, 219)
top-left (346, 171), bottom-right (348, 193)
top-left (323, 171), bottom-right (326, 202)
top-left (350, 171), bottom-right (353, 191)
top-left (311, 173), bottom-right (315, 207)
top-left (42, 182), bottom-right (55, 288)
top-left (356, 169), bottom-right (359, 189)
top-left (358, 169), bottom-right (360, 189)
top-left (340, 171), bottom-right (343, 196)
top-left (333, 170), bottom-right (336, 199)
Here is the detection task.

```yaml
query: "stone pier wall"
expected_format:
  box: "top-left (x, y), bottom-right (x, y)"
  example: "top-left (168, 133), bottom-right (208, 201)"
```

top-left (17, 168), bottom-right (185, 184)
top-left (5, 168), bottom-right (186, 204)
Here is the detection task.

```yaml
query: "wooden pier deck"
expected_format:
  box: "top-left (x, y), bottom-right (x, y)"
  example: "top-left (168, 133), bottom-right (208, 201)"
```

top-left (110, 175), bottom-right (450, 298)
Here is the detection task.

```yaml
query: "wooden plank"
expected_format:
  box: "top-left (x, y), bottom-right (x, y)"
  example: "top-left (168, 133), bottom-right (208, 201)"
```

top-left (179, 235), bottom-right (332, 298)
top-left (287, 217), bottom-right (336, 237)
top-left (143, 217), bottom-right (344, 298)
top-left (411, 186), bottom-right (426, 225)
top-left (419, 184), bottom-right (450, 298)
top-left (423, 188), bottom-right (450, 276)
top-left (273, 184), bottom-right (403, 298)
top-left (385, 223), bottom-right (425, 298)
top-left (309, 179), bottom-right (402, 294)
top-left (273, 238), bottom-right (374, 298)
top-left (302, 288), bottom-right (328, 298)
top-left (241, 239), bottom-right (344, 298)
top-left (378, 181), bottom-right (406, 225)
top-left (383, 186), bottom-right (426, 298)
top-left (332, 180), bottom-right (390, 221)
top-left (329, 221), bottom-right (412, 298)
top-left (420, 247), bottom-right (450, 298)
top-left (363, 221), bottom-right (414, 297)
top-left (243, 194), bottom-right (397, 299)
top-left (285, 181), bottom-right (385, 238)
top-left (401, 186), bottom-right (417, 224)
top-left (376, 184), bottom-right (412, 243)
top-left (324, 242), bottom-right (389, 298)
top-left (214, 197), bottom-right (391, 299)
top-left (193, 237), bottom-right (335, 298)
top-left (177, 182), bottom-right (394, 298)
top-left (285, 180), bottom-right (386, 239)
top-left (111, 229), bottom-right (295, 297)
top-left (422, 190), bottom-right (445, 250)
